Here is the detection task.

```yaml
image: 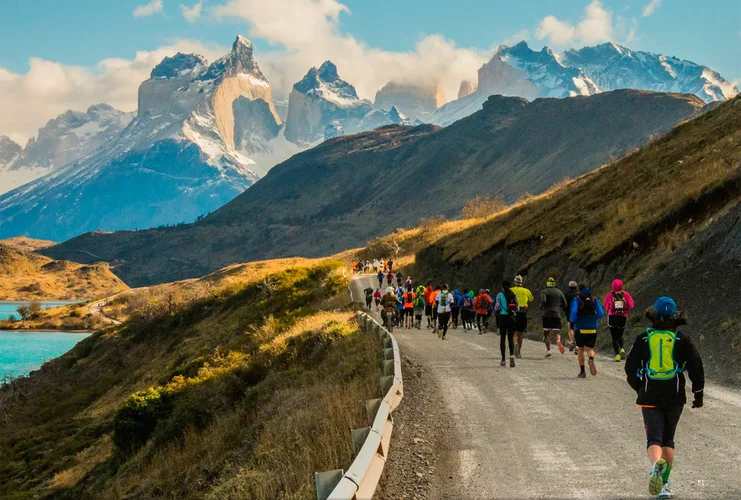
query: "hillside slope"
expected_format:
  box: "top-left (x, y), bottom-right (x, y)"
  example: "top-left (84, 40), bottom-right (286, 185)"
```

top-left (0, 262), bottom-right (382, 499)
top-left (46, 90), bottom-right (705, 286)
top-left (0, 245), bottom-right (128, 301)
top-left (406, 96), bottom-right (741, 385)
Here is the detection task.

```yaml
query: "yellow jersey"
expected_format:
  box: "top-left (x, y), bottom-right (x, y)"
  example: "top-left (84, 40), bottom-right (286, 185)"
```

top-left (511, 286), bottom-right (534, 309)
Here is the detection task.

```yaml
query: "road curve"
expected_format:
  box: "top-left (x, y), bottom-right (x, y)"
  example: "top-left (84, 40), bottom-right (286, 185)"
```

top-left (352, 277), bottom-right (741, 499)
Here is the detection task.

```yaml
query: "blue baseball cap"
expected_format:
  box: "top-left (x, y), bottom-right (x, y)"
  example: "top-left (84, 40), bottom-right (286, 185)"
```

top-left (654, 296), bottom-right (677, 319)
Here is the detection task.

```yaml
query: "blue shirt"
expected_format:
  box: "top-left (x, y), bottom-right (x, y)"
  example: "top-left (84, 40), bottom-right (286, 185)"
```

top-left (569, 289), bottom-right (605, 331)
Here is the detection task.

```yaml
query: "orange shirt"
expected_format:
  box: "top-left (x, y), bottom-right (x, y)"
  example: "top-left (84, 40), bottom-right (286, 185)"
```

top-left (403, 292), bottom-right (415, 308)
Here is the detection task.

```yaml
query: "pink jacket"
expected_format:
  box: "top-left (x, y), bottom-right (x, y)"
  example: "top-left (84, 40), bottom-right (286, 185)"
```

top-left (604, 279), bottom-right (635, 317)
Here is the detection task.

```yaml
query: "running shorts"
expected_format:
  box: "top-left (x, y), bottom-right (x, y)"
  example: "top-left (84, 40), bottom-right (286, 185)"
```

top-left (425, 304), bottom-right (433, 316)
top-left (515, 311), bottom-right (528, 331)
top-left (542, 316), bottom-right (562, 330)
top-left (574, 330), bottom-right (596, 348)
top-left (642, 406), bottom-right (684, 449)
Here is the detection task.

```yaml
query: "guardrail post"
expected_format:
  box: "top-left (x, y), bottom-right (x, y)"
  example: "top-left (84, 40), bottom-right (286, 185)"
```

top-left (365, 398), bottom-right (382, 422)
top-left (383, 337), bottom-right (392, 349)
top-left (315, 469), bottom-right (344, 500)
top-left (383, 359), bottom-right (394, 376)
top-left (380, 375), bottom-right (394, 395)
top-left (383, 347), bottom-right (394, 360)
top-left (351, 427), bottom-right (371, 456)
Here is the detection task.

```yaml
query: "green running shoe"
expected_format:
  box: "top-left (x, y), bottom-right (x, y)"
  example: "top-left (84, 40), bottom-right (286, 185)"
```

top-left (649, 459), bottom-right (667, 495)
top-left (614, 354), bottom-right (622, 362)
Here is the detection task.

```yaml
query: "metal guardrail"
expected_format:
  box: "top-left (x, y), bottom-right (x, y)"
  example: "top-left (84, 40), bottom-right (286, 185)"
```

top-left (315, 311), bottom-right (404, 500)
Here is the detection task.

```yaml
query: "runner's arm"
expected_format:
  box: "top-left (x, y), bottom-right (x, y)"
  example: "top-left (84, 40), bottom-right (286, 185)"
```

top-left (681, 333), bottom-right (705, 396)
top-left (624, 335), bottom-right (643, 393)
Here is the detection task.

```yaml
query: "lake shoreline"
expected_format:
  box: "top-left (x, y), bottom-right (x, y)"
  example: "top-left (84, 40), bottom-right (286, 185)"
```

top-left (0, 328), bottom-right (95, 334)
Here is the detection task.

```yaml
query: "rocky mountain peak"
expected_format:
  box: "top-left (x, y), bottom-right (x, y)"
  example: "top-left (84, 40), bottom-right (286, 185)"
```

top-left (150, 53), bottom-right (208, 79)
top-left (0, 135), bottom-right (22, 164)
top-left (197, 35), bottom-right (267, 82)
top-left (317, 60), bottom-right (339, 82)
top-left (294, 61), bottom-right (359, 101)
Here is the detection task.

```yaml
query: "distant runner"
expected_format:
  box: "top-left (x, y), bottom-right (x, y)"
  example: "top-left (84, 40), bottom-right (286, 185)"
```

top-left (377, 270), bottom-right (385, 289)
top-left (495, 281), bottom-right (518, 367)
top-left (436, 284), bottom-right (455, 339)
top-left (605, 279), bottom-right (635, 361)
top-left (413, 289), bottom-right (425, 329)
top-left (364, 287), bottom-right (373, 311)
top-left (569, 283), bottom-right (604, 378)
top-left (625, 297), bottom-right (704, 499)
top-left (402, 288), bottom-right (416, 329)
top-left (565, 281), bottom-right (579, 354)
top-left (424, 285), bottom-right (435, 328)
top-left (511, 275), bottom-right (535, 357)
top-left (451, 289), bottom-right (461, 329)
top-left (431, 285), bottom-right (442, 333)
top-left (539, 277), bottom-right (568, 358)
top-left (459, 290), bottom-right (476, 332)
top-left (474, 289), bottom-right (493, 334)
top-left (373, 288), bottom-right (382, 311)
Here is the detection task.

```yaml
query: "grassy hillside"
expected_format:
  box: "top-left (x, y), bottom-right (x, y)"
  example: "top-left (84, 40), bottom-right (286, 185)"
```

top-left (404, 96), bottom-right (741, 385)
top-left (0, 261), bottom-right (382, 499)
top-left (0, 236), bottom-right (56, 252)
top-left (0, 244), bottom-right (128, 301)
top-left (45, 90), bottom-right (705, 286)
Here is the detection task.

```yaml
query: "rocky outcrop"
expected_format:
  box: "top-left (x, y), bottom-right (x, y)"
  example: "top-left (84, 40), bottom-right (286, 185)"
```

top-left (0, 36), bottom-right (283, 241)
top-left (458, 80), bottom-right (477, 99)
top-left (374, 81), bottom-right (446, 120)
top-left (0, 136), bottom-right (21, 166)
top-left (284, 61), bottom-right (373, 145)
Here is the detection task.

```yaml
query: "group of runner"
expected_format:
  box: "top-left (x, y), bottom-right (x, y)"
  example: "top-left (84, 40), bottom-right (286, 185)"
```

top-left (352, 258), bottom-right (394, 275)
top-left (363, 273), bottom-right (705, 499)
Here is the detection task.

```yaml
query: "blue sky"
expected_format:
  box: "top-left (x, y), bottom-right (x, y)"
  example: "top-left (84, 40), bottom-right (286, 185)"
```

top-left (0, 0), bottom-right (739, 141)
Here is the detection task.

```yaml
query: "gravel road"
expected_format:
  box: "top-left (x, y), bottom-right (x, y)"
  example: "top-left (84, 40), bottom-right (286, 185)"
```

top-left (352, 277), bottom-right (741, 499)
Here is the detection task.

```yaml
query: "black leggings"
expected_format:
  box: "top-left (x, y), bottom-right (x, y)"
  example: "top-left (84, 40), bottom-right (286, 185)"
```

top-left (476, 313), bottom-right (489, 331)
top-left (608, 315), bottom-right (628, 354)
top-left (642, 406), bottom-right (683, 449)
top-left (451, 307), bottom-right (460, 326)
top-left (499, 316), bottom-right (516, 360)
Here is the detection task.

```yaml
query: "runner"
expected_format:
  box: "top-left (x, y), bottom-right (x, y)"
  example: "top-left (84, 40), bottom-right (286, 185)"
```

top-left (405, 276), bottom-right (413, 292)
top-left (451, 289), bottom-right (461, 329)
top-left (380, 287), bottom-right (399, 329)
top-left (474, 289), bottom-right (493, 334)
top-left (352, 261), bottom-right (358, 274)
top-left (625, 297), bottom-right (704, 499)
top-left (363, 286), bottom-right (373, 311)
top-left (388, 258), bottom-right (394, 272)
top-left (387, 271), bottom-right (395, 288)
top-left (436, 284), bottom-right (455, 339)
top-left (396, 287), bottom-right (405, 328)
top-left (377, 270), bottom-right (385, 289)
top-left (605, 279), bottom-right (635, 361)
top-left (569, 283), bottom-right (605, 378)
top-left (424, 285), bottom-right (434, 328)
top-left (565, 280), bottom-right (579, 354)
top-left (511, 275), bottom-right (535, 357)
top-left (402, 287), bottom-right (415, 328)
top-left (539, 277), bottom-right (568, 358)
top-left (431, 285), bottom-right (442, 333)
top-left (495, 281), bottom-right (518, 367)
top-left (459, 290), bottom-right (475, 331)
top-left (396, 273), bottom-right (404, 290)
top-left (413, 289), bottom-right (425, 329)
top-left (373, 288), bottom-right (382, 311)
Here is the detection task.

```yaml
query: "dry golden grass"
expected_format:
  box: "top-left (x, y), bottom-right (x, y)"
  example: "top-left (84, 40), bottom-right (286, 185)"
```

top-left (0, 236), bottom-right (56, 252)
top-left (50, 435), bottom-right (114, 489)
top-left (0, 244), bottom-right (128, 301)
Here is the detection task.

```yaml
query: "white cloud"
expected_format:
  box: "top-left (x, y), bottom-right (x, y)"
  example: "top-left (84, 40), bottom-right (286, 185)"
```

top-left (536, 0), bottom-right (614, 46)
top-left (0, 40), bottom-right (227, 143)
top-left (642, 0), bottom-right (662, 17)
top-left (133, 0), bottom-right (164, 18)
top-left (181, 1), bottom-right (203, 22)
top-left (211, 0), bottom-right (492, 104)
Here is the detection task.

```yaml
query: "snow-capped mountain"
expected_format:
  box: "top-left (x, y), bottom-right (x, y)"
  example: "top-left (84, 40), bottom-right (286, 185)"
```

top-left (430, 40), bottom-right (737, 127)
top-left (0, 105), bottom-right (134, 194)
top-left (0, 36), bottom-right (282, 241)
top-left (357, 106), bottom-right (424, 131)
top-left (374, 81), bottom-right (446, 120)
top-left (284, 61), bottom-right (374, 145)
top-left (562, 42), bottom-right (738, 102)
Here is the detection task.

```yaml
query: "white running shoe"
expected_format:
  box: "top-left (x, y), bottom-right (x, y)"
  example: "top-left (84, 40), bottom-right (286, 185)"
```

top-left (657, 482), bottom-right (673, 499)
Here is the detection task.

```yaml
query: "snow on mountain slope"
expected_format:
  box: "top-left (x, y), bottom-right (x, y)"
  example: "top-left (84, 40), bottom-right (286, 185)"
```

top-left (0, 105), bottom-right (134, 194)
top-left (0, 36), bottom-right (282, 241)
top-left (284, 61), bottom-right (374, 145)
top-left (430, 40), bottom-right (737, 127)
top-left (562, 43), bottom-right (739, 103)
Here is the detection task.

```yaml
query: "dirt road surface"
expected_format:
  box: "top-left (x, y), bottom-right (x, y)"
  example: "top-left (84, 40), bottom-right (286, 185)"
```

top-left (352, 277), bottom-right (741, 499)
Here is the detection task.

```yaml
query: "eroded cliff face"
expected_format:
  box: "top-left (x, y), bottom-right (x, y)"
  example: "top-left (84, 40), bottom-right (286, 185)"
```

top-left (458, 80), bottom-right (477, 99)
top-left (374, 81), bottom-right (446, 119)
top-left (477, 56), bottom-right (539, 101)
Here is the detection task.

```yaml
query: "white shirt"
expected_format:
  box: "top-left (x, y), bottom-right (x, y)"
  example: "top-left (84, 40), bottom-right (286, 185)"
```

top-left (436, 290), bottom-right (455, 314)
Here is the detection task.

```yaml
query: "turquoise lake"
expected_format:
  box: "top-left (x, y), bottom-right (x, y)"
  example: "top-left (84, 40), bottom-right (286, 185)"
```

top-left (0, 301), bottom-right (83, 321)
top-left (1, 331), bottom-right (90, 379)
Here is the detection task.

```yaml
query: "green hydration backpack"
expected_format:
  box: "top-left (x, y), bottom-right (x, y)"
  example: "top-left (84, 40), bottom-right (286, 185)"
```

top-left (645, 329), bottom-right (682, 381)
top-left (440, 291), bottom-right (449, 309)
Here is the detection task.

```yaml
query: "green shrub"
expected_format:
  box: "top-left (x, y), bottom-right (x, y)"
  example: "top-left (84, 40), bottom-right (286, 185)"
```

top-left (112, 387), bottom-right (165, 454)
